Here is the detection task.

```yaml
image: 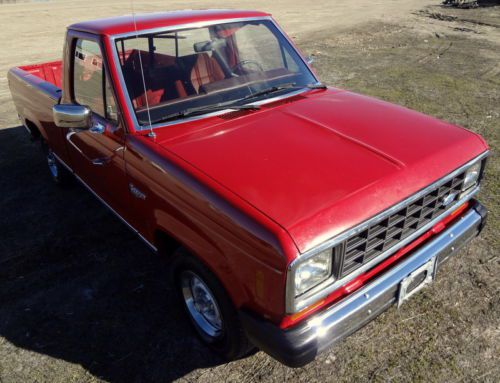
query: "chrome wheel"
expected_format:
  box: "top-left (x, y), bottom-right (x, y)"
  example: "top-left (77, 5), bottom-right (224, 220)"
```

top-left (46, 149), bottom-right (58, 178)
top-left (181, 271), bottom-right (223, 340)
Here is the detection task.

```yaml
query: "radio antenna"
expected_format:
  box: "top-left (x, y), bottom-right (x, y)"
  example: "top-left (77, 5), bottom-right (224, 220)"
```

top-left (130, 0), bottom-right (155, 138)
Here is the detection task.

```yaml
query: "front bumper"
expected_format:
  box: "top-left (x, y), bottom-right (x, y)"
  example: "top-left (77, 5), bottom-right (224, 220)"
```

top-left (240, 201), bottom-right (487, 367)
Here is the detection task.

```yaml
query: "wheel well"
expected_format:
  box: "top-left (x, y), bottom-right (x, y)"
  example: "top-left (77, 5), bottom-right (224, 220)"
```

top-left (156, 229), bottom-right (248, 309)
top-left (25, 120), bottom-right (41, 140)
top-left (154, 230), bottom-right (182, 257)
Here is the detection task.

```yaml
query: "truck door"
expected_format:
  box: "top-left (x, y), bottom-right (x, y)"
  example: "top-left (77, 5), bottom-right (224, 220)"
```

top-left (64, 36), bottom-right (131, 221)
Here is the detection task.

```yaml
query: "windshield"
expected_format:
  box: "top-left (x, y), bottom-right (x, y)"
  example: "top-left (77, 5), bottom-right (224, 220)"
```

top-left (115, 19), bottom-right (317, 125)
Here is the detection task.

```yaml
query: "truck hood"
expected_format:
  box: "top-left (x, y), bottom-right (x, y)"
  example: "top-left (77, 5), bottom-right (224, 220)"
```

top-left (155, 89), bottom-right (487, 253)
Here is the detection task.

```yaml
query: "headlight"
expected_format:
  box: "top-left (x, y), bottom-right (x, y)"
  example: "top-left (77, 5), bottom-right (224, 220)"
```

top-left (462, 161), bottom-right (481, 191)
top-left (294, 249), bottom-right (332, 296)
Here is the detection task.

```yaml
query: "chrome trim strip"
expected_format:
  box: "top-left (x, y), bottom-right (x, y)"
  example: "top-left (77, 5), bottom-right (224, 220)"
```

top-left (66, 131), bottom-right (86, 155)
top-left (286, 150), bottom-right (489, 313)
top-left (108, 16), bottom-right (319, 132)
top-left (308, 208), bottom-right (482, 338)
top-left (52, 152), bottom-right (158, 252)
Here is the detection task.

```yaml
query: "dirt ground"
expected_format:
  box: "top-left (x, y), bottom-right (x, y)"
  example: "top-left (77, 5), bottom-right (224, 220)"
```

top-left (0, 1), bottom-right (499, 382)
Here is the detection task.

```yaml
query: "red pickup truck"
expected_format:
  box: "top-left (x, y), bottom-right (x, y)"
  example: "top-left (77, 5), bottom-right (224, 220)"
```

top-left (8, 10), bottom-right (489, 367)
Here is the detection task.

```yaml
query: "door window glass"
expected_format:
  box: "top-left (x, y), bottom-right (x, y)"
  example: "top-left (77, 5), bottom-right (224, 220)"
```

top-left (73, 39), bottom-right (105, 116)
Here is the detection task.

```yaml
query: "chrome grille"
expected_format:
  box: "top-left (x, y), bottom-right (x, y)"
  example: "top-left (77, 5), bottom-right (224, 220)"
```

top-left (339, 172), bottom-right (466, 278)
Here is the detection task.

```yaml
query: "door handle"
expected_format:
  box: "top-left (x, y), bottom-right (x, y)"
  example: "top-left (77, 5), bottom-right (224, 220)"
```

top-left (91, 146), bottom-right (123, 166)
top-left (89, 146), bottom-right (125, 166)
top-left (91, 157), bottom-right (111, 166)
top-left (66, 130), bottom-right (123, 166)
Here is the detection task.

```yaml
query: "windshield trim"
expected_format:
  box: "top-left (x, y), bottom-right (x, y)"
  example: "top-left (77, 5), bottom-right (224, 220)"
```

top-left (109, 16), bottom-right (319, 132)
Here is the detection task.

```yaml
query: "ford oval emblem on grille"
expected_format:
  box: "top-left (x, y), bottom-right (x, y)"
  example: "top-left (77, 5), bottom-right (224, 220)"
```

top-left (441, 192), bottom-right (457, 207)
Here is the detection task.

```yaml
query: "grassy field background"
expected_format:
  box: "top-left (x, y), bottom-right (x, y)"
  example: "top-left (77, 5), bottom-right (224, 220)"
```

top-left (0, 1), bottom-right (498, 382)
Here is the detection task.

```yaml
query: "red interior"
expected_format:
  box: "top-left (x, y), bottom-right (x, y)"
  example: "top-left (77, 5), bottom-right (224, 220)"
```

top-left (17, 50), bottom-right (226, 110)
top-left (19, 60), bottom-right (63, 89)
top-left (119, 49), bottom-right (225, 109)
top-left (120, 49), bottom-right (180, 108)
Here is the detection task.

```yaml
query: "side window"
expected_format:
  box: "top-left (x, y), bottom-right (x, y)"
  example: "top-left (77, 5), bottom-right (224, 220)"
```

top-left (152, 35), bottom-right (176, 57)
top-left (73, 38), bottom-right (117, 122)
top-left (119, 37), bottom-right (150, 59)
top-left (73, 39), bottom-right (105, 116)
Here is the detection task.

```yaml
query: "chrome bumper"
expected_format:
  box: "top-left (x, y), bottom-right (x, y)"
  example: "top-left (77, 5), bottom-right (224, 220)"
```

top-left (240, 201), bottom-right (486, 367)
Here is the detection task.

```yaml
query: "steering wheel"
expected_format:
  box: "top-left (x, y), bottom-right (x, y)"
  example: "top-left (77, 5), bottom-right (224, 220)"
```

top-left (231, 60), bottom-right (264, 74)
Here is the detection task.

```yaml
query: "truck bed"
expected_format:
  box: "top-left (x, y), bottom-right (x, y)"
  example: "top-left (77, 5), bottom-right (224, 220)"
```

top-left (18, 60), bottom-right (63, 89)
top-left (9, 60), bottom-right (63, 105)
top-left (8, 60), bottom-right (63, 145)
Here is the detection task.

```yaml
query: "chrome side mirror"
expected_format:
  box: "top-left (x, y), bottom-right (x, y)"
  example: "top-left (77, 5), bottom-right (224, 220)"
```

top-left (305, 55), bottom-right (314, 65)
top-left (53, 104), bottom-right (91, 129)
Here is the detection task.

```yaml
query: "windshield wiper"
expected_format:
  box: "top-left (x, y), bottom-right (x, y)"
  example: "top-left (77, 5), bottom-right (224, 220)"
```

top-left (238, 82), bottom-right (297, 102)
top-left (238, 82), bottom-right (327, 103)
top-left (146, 103), bottom-right (260, 125)
top-left (141, 83), bottom-right (326, 125)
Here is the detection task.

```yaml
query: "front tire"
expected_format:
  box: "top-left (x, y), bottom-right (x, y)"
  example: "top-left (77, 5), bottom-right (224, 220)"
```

top-left (172, 249), bottom-right (254, 360)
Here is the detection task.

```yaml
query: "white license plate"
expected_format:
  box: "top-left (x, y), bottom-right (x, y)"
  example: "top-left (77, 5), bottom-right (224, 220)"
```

top-left (398, 257), bottom-right (437, 307)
